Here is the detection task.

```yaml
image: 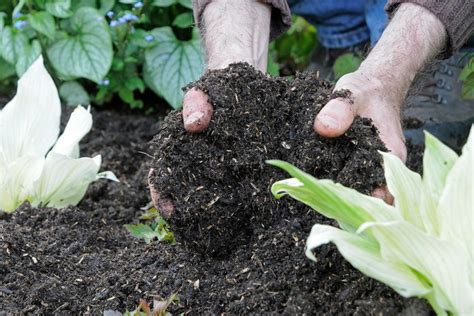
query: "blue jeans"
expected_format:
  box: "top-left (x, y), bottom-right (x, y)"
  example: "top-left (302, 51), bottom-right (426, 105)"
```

top-left (288, 0), bottom-right (388, 48)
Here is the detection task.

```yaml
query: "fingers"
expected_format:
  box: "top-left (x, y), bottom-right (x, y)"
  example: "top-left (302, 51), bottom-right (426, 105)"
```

top-left (148, 169), bottom-right (175, 218)
top-left (372, 186), bottom-right (395, 205)
top-left (314, 97), bottom-right (356, 138)
top-left (183, 88), bottom-right (213, 133)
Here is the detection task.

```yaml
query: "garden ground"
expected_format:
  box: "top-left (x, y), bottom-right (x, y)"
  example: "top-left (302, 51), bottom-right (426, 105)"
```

top-left (1, 67), bottom-right (430, 314)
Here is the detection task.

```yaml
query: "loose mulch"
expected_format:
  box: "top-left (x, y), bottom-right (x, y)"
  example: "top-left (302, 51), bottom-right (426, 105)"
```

top-left (0, 64), bottom-right (430, 315)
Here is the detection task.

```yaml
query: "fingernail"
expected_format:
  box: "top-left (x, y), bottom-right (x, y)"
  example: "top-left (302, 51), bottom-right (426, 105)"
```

top-left (318, 115), bottom-right (340, 130)
top-left (184, 111), bottom-right (204, 126)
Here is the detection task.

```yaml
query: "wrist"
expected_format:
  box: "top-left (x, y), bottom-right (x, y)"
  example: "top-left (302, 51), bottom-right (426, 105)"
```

top-left (202, 0), bottom-right (271, 72)
top-left (354, 3), bottom-right (447, 110)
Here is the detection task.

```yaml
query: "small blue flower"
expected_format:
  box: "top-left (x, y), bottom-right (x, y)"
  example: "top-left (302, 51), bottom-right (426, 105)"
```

top-left (118, 17), bottom-right (127, 24)
top-left (144, 35), bottom-right (154, 42)
top-left (133, 2), bottom-right (144, 8)
top-left (99, 79), bottom-right (110, 86)
top-left (106, 11), bottom-right (114, 18)
top-left (14, 20), bottom-right (28, 30)
top-left (123, 13), bottom-right (139, 22)
top-left (110, 20), bottom-right (119, 27)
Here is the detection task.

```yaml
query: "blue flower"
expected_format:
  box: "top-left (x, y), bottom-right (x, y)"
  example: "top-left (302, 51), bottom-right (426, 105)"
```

top-left (13, 20), bottom-right (28, 30)
top-left (106, 11), bottom-right (114, 18)
top-left (99, 79), bottom-right (110, 86)
top-left (110, 20), bottom-right (119, 27)
top-left (118, 17), bottom-right (127, 24)
top-left (144, 35), bottom-right (154, 42)
top-left (134, 2), bottom-right (144, 8)
top-left (123, 13), bottom-right (139, 22)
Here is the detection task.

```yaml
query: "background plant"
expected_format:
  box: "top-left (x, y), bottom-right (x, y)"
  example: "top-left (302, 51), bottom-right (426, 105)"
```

top-left (460, 53), bottom-right (474, 99)
top-left (125, 207), bottom-right (175, 244)
top-left (0, 1), bottom-right (353, 110)
top-left (0, 0), bottom-right (203, 110)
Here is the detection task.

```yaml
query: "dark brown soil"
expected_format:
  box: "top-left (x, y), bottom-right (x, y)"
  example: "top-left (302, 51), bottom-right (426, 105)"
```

top-left (152, 63), bottom-right (387, 257)
top-left (0, 65), bottom-right (431, 315)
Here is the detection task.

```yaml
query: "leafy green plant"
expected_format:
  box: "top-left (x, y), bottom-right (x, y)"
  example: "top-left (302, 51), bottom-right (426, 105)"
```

top-left (271, 15), bottom-right (318, 75)
top-left (0, 0), bottom-right (203, 109)
top-left (460, 54), bottom-right (474, 99)
top-left (125, 207), bottom-right (175, 244)
top-left (0, 56), bottom-right (117, 213)
top-left (332, 53), bottom-right (362, 80)
top-left (124, 294), bottom-right (179, 316)
top-left (268, 127), bottom-right (473, 315)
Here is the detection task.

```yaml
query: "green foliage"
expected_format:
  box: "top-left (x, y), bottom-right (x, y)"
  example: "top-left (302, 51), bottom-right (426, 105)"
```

top-left (0, 0), bottom-right (204, 110)
top-left (459, 54), bottom-right (474, 99)
top-left (125, 207), bottom-right (175, 244)
top-left (333, 53), bottom-right (362, 80)
top-left (271, 15), bottom-right (318, 73)
top-left (269, 128), bottom-right (474, 315)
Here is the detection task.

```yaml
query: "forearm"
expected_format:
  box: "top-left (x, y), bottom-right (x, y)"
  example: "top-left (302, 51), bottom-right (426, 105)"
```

top-left (201, 0), bottom-right (271, 71)
top-left (358, 3), bottom-right (447, 107)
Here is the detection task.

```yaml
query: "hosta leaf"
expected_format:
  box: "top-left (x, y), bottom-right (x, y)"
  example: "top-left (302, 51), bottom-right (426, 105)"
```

top-left (51, 106), bottom-right (92, 158)
top-left (29, 153), bottom-right (101, 208)
top-left (268, 160), bottom-right (400, 233)
top-left (0, 156), bottom-right (44, 213)
top-left (45, 0), bottom-right (72, 18)
top-left (47, 7), bottom-right (112, 83)
top-left (28, 11), bottom-right (56, 39)
top-left (144, 27), bottom-right (203, 108)
top-left (306, 224), bottom-right (430, 297)
top-left (420, 131), bottom-right (459, 235)
top-left (436, 127), bottom-right (473, 284)
top-left (0, 56), bottom-right (60, 164)
top-left (362, 221), bottom-right (473, 315)
top-left (380, 151), bottom-right (424, 229)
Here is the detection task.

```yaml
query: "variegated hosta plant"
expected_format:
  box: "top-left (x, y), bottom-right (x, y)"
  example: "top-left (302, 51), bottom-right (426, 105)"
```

top-left (269, 127), bottom-right (473, 316)
top-left (0, 56), bottom-right (117, 213)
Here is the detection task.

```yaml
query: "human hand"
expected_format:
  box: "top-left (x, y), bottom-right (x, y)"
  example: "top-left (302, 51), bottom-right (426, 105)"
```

top-left (148, 0), bottom-right (272, 215)
top-left (314, 2), bottom-right (447, 203)
top-left (314, 71), bottom-right (407, 203)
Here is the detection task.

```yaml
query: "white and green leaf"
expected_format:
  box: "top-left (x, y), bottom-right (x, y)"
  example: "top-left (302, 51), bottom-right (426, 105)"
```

top-left (47, 7), bottom-right (112, 83)
top-left (144, 27), bottom-right (204, 109)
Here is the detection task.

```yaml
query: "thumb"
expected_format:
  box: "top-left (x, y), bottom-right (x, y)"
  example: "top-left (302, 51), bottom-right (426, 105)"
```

top-left (183, 88), bottom-right (213, 133)
top-left (314, 97), bottom-right (356, 138)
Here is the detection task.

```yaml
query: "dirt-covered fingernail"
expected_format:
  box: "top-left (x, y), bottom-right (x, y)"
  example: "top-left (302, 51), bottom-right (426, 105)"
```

top-left (184, 111), bottom-right (204, 126)
top-left (318, 115), bottom-right (340, 130)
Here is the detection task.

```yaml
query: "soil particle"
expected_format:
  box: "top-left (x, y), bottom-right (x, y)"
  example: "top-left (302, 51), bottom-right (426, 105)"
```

top-left (152, 63), bottom-right (387, 257)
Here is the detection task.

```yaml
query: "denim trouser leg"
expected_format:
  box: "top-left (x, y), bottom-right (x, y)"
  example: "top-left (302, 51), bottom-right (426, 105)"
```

top-left (288, 0), bottom-right (388, 48)
top-left (364, 0), bottom-right (389, 46)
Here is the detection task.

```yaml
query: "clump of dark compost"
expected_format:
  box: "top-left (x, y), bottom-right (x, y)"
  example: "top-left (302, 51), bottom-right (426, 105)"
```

top-left (151, 63), bottom-right (386, 257)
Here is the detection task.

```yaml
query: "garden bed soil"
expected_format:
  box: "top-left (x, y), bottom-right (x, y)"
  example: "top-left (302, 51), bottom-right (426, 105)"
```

top-left (1, 65), bottom-right (430, 314)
